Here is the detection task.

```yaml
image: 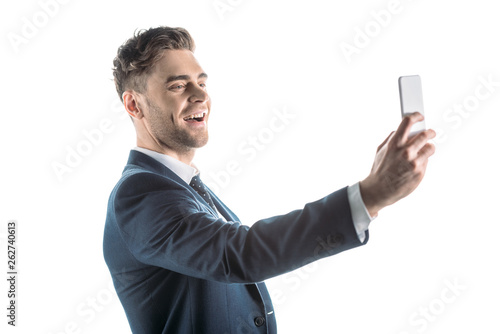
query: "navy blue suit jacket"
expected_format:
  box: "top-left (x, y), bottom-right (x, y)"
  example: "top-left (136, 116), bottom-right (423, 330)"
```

top-left (103, 150), bottom-right (368, 333)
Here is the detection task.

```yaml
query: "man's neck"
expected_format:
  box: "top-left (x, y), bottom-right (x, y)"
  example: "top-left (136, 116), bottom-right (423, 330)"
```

top-left (136, 141), bottom-right (196, 166)
top-left (161, 149), bottom-right (195, 166)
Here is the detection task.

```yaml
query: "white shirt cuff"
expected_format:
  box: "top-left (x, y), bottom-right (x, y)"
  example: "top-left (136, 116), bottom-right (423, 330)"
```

top-left (347, 182), bottom-right (375, 243)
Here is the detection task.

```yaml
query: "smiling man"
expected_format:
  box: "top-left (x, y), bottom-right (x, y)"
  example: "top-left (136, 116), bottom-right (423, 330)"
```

top-left (103, 26), bottom-right (435, 333)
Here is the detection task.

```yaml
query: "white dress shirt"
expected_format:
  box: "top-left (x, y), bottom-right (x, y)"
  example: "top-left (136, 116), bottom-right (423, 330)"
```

top-left (133, 147), bottom-right (374, 242)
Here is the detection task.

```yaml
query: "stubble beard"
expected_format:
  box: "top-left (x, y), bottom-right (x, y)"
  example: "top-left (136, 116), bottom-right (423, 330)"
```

top-left (146, 97), bottom-right (209, 154)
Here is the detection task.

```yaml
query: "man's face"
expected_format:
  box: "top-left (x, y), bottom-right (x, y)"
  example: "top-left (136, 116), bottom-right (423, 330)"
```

top-left (139, 49), bottom-right (210, 154)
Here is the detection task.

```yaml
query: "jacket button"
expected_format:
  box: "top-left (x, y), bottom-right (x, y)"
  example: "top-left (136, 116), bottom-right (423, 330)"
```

top-left (254, 316), bottom-right (265, 327)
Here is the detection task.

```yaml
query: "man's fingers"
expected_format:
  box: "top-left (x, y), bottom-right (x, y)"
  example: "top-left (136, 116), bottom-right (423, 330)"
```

top-left (414, 142), bottom-right (436, 166)
top-left (394, 112), bottom-right (425, 147)
top-left (407, 129), bottom-right (436, 158)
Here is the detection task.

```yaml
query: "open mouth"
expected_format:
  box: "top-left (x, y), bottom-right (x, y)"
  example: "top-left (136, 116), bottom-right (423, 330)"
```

top-left (183, 112), bottom-right (206, 122)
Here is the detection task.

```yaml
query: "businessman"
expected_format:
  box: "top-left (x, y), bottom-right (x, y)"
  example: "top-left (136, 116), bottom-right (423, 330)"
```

top-left (103, 26), bottom-right (436, 333)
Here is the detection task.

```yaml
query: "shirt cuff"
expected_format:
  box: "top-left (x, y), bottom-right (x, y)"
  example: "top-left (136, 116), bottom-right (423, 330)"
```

top-left (347, 182), bottom-right (376, 243)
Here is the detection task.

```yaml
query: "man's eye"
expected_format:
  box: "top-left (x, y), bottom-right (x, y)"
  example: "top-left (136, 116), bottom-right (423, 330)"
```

top-left (171, 84), bottom-right (185, 90)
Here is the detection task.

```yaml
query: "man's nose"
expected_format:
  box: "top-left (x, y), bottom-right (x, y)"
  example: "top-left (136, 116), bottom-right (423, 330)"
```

top-left (188, 84), bottom-right (209, 103)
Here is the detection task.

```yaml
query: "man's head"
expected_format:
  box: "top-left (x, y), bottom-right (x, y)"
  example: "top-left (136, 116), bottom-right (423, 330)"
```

top-left (113, 26), bottom-right (210, 162)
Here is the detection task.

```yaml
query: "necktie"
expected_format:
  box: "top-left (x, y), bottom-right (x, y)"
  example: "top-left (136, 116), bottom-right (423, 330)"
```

top-left (190, 174), bottom-right (217, 212)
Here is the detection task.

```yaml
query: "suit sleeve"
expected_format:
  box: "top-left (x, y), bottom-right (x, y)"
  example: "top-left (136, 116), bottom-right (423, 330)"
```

top-left (111, 172), bottom-right (368, 284)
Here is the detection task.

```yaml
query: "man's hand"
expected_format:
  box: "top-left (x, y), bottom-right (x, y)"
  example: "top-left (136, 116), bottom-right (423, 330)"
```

top-left (359, 112), bottom-right (436, 217)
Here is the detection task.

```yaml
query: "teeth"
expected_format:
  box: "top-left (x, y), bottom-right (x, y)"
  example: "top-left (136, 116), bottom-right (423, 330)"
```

top-left (184, 112), bottom-right (205, 120)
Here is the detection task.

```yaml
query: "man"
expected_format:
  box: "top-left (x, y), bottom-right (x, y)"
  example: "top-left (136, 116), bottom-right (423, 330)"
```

top-left (103, 26), bottom-right (435, 333)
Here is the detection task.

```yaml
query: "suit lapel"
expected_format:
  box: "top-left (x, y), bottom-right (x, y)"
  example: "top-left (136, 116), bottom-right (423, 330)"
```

top-left (126, 150), bottom-right (222, 219)
top-left (207, 189), bottom-right (240, 223)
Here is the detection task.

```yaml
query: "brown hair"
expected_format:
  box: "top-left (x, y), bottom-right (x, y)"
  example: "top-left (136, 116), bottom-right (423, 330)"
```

top-left (112, 26), bottom-right (195, 101)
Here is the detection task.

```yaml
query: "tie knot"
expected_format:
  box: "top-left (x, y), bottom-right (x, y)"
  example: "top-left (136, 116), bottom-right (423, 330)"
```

top-left (190, 174), bottom-right (204, 190)
top-left (189, 174), bottom-right (217, 212)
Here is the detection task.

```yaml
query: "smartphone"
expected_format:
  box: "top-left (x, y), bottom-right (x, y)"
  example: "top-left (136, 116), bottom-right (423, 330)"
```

top-left (398, 75), bottom-right (425, 137)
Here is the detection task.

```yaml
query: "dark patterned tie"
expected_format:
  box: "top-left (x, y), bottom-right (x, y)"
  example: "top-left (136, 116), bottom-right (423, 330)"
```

top-left (190, 174), bottom-right (217, 212)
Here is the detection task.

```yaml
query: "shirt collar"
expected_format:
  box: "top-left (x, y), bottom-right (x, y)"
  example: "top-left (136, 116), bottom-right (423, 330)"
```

top-left (133, 147), bottom-right (198, 185)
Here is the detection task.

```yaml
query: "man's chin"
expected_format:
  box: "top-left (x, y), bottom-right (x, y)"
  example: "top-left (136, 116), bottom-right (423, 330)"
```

top-left (168, 127), bottom-right (209, 152)
top-left (185, 132), bottom-right (209, 149)
top-left (194, 135), bottom-right (209, 148)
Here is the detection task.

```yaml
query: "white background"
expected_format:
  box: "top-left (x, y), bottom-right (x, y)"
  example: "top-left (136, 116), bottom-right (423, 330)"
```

top-left (1, 0), bottom-right (499, 333)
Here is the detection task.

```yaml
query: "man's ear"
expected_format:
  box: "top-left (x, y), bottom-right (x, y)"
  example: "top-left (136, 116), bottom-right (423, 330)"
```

top-left (122, 90), bottom-right (145, 120)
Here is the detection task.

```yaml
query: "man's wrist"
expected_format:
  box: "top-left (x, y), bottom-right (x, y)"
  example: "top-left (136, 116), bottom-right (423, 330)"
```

top-left (347, 182), bottom-right (375, 243)
top-left (359, 179), bottom-right (383, 218)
